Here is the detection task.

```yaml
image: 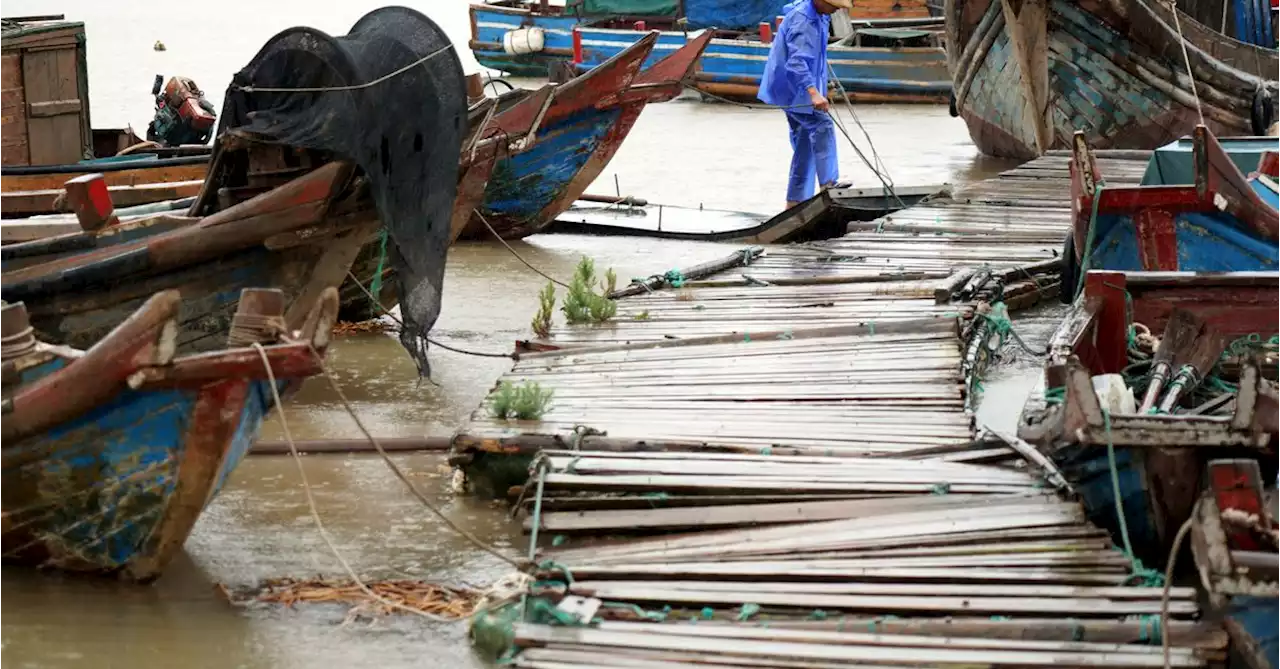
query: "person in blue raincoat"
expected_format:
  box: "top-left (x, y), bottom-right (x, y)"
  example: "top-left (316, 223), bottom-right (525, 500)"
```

top-left (758, 0), bottom-right (852, 208)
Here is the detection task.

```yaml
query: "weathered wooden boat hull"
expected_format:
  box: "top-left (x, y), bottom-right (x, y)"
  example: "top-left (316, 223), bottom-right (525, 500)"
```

top-left (945, 0), bottom-right (1279, 159)
top-left (1018, 270), bottom-right (1279, 563)
top-left (1189, 460), bottom-right (1278, 669)
top-left (1, 290), bottom-right (337, 581)
top-left (1, 161), bottom-right (378, 352)
top-left (573, 28), bottom-right (951, 103)
top-left (461, 31), bottom-right (710, 242)
top-left (1067, 127), bottom-right (1280, 282)
top-left (1, 155), bottom-right (211, 218)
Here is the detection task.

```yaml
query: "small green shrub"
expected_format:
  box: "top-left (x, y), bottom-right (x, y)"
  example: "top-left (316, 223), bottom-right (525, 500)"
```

top-left (488, 380), bottom-right (554, 420)
top-left (531, 282), bottom-right (555, 338)
top-left (562, 257), bottom-right (617, 325)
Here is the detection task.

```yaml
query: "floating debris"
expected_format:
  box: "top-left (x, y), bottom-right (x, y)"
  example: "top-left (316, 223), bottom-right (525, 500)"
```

top-left (331, 319), bottom-right (394, 336)
top-left (153, 40), bottom-right (166, 51)
top-left (227, 577), bottom-right (482, 622)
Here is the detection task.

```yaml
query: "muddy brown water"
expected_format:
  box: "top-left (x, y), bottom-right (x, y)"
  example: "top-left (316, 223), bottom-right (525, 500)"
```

top-left (1, 1), bottom-right (1038, 666)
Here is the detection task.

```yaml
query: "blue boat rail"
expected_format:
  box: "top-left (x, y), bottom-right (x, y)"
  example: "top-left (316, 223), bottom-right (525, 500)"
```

top-left (469, 1), bottom-right (952, 103)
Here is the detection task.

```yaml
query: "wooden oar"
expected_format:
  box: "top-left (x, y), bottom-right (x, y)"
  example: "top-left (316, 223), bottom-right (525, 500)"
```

top-left (1158, 326), bottom-right (1226, 413)
top-left (1138, 309), bottom-right (1202, 413)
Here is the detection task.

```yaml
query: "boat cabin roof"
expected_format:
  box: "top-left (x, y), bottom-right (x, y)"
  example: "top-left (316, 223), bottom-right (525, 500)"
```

top-left (1, 17), bottom-right (84, 49)
top-left (1141, 135), bottom-right (1278, 186)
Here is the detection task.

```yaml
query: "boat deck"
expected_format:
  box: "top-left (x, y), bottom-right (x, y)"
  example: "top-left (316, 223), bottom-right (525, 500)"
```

top-left (451, 152), bottom-right (1226, 664)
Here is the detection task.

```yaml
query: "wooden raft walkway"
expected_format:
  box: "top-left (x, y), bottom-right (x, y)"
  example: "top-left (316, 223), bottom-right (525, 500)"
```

top-left (452, 154), bottom-right (1228, 665)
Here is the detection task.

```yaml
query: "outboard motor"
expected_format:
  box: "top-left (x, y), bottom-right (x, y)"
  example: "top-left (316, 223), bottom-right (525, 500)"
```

top-left (146, 75), bottom-right (217, 146)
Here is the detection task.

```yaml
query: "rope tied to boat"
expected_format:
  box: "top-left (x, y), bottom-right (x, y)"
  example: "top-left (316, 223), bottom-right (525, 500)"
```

top-left (0, 324), bottom-right (36, 359)
top-left (227, 312), bottom-right (287, 348)
top-left (474, 210), bottom-right (572, 289)
top-left (1163, 0), bottom-right (1205, 126)
top-left (234, 44), bottom-right (455, 93)
top-left (249, 342), bottom-right (503, 624)
top-left (1100, 408), bottom-right (1166, 589)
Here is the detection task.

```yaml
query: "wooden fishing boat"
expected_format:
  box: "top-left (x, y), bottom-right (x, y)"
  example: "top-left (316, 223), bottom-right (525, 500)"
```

top-left (338, 33), bottom-right (710, 318)
top-left (1, 7), bottom-right (467, 376)
top-left (944, 0), bottom-right (1279, 159)
top-left (1, 17), bottom-right (214, 217)
top-left (1, 287), bottom-right (338, 582)
top-left (340, 32), bottom-right (711, 321)
top-left (1190, 459), bottom-right (1277, 669)
top-left (1017, 269), bottom-right (1278, 564)
top-left (462, 31), bottom-right (712, 241)
top-left (1059, 127), bottom-right (1279, 300)
top-left (470, 1), bottom-right (950, 102)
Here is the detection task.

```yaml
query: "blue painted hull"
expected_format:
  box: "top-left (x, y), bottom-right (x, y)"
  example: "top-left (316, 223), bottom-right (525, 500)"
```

top-left (2, 356), bottom-right (274, 580)
top-left (1226, 596), bottom-right (1279, 669)
top-left (471, 8), bottom-right (578, 75)
top-left (470, 8), bottom-right (950, 99)
top-left (1048, 442), bottom-right (1162, 561)
top-left (1088, 209), bottom-right (1280, 273)
top-left (473, 104), bottom-right (627, 238)
top-left (952, 0), bottom-right (1278, 158)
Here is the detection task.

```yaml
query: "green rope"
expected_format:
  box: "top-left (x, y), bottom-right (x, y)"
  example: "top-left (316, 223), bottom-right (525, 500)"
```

top-left (1101, 410), bottom-right (1164, 587)
top-left (931, 482), bottom-right (952, 495)
top-left (664, 269), bottom-right (686, 288)
top-left (1075, 181), bottom-right (1107, 298)
top-left (1137, 614), bottom-right (1162, 644)
top-left (1043, 386), bottom-right (1066, 405)
top-left (369, 227), bottom-right (389, 306)
top-left (602, 601), bottom-right (667, 622)
top-left (736, 603), bottom-right (761, 621)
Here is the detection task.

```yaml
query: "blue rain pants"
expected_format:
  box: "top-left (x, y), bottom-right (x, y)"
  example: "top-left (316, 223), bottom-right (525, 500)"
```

top-left (785, 110), bottom-right (838, 202)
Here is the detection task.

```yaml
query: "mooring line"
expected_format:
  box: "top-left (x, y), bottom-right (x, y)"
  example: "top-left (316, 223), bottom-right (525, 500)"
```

top-left (297, 341), bottom-right (523, 570)
top-left (344, 271), bottom-right (515, 359)
top-left (252, 342), bottom-right (463, 623)
top-left (1165, 0), bottom-right (1205, 126)
top-left (473, 211), bottom-right (572, 289)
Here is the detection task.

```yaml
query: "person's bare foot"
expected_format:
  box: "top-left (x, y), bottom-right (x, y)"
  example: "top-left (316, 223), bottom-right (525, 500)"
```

top-left (785, 200), bottom-right (801, 209)
top-left (820, 180), bottom-right (852, 191)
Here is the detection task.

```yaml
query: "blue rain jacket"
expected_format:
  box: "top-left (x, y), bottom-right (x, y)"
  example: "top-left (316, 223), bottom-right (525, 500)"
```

top-left (757, 0), bottom-right (830, 112)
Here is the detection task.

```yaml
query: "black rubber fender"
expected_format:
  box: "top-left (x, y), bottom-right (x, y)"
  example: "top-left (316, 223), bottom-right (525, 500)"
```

top-left (1059, 231), bottom-right (1077, 305)
top-left (1251, 86), bottom-right (1274, 136)
top-left (948, 90), bottom-right (959, 117)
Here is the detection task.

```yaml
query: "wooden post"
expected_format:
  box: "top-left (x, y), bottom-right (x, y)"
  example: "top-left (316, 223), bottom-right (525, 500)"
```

top-left (62, 173), bottom-right (117, 232)
top-left (1, 301), bottom-right (36, 360)
top-left (999, 0), bottom-right (1050, 155)
top-left (228, 288), bottom-right (287, 347)
top-left (466, 73), bottom-right (484, 102)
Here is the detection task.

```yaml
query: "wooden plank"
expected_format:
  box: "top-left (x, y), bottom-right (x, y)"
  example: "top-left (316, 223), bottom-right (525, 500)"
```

top-left (26, 98), bottom-right (80, 117)
top-left (512, 625), bottom-right (1208, 667)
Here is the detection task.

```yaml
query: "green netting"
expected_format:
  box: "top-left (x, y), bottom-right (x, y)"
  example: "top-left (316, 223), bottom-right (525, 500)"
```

top-left (582, 0), bottom-right (679, 15)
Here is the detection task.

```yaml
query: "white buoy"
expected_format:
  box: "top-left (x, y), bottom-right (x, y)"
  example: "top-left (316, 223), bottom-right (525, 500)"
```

top-left (502, 27), bottom-right (545, 55)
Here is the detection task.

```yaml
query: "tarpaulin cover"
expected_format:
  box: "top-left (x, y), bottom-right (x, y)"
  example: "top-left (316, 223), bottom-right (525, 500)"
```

top-left (217, 6), bottom-right (466, 375)
top-left (582, 0), bottom-right (679, 16)
top-left (685, 0), bottom-right (789, 30)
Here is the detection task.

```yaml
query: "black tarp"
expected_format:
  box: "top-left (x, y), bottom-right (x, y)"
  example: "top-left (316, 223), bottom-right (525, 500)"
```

top-left (217, 6), bottom-right (465, 375)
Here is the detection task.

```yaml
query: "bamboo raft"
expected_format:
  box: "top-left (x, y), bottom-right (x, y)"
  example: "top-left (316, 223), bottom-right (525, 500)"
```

top-left (452, 151), bottom-right (1232, 664)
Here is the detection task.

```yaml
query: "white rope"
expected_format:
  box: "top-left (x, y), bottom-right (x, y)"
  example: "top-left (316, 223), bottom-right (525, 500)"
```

top-left (236, 44), bottom-right (454, 93)
top-left (252, 342), bottom-right (464, 623)
top-left (1160, 498), bottom-right (1199, 669)
top-left (1167, 0), bottom-right (1205, 126)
